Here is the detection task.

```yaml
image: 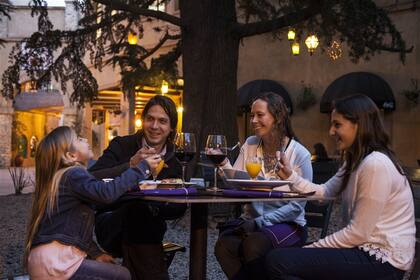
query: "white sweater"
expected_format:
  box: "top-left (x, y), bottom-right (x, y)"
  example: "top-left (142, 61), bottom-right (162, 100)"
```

top-left (223, 136), bottom-right (312, 227)
top-left (287, 151), bottom-right (415, 271)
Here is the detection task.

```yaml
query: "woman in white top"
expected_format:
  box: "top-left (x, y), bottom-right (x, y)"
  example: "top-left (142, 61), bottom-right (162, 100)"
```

top-left (266, 94), bottom-right (415, 280)
top-left (215, 92), bottom-right (312, 280)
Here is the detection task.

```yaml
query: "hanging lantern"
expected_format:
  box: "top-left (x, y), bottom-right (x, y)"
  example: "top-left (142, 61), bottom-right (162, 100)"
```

top-left (287, 28), bottom-right (296, 41)
top-left (128, 32), bottom-right (138, 45)
top-left (291, 42), bottom-right (300, 56)
top-left (305, 34), bottom-right (319, 55)
top-left (161, 80), bottom-right (169, 95)
top-left (327, 40), bottom-right (342, 60)
top-left (176, 78), bottom-right (184, 87)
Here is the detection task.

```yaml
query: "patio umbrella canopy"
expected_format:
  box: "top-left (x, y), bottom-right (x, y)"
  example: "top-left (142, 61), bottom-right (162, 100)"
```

top-left (320, 72), bottom-right (396, 113)
top-left (237, 79), bottom-right (293, 115)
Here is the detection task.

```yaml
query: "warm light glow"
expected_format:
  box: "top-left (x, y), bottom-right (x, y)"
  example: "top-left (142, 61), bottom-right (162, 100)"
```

top-left (177, 78), bottom-right (184, 87)
top-left (135, 118), bottom-right (142, 128)
top-left (287, 29), bottom-right (296, 41)
top-left (128, 32), bottom-right (138, 45)
top-left (177, 106), bottom-right (184, 113)
top-left (292, 42), bottom-right (300, 56)
top-left (305, 35), bottom-right (319, 55)
top-left (161, 80), bottom-right (169, 95)
top-left (327, 40), bottom-right (342, 60)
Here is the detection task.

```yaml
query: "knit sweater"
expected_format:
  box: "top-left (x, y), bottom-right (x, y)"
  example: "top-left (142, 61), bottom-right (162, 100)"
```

top-left (287, 151), bottom-right (415, 271)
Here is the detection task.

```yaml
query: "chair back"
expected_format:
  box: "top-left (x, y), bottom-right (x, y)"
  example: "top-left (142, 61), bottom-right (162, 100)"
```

top-left (304, 161), bottom-right (339, 239)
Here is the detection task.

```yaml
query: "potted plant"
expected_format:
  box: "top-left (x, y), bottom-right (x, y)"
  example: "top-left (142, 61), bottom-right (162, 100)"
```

top-left (296, 82), bottom-right (317, 111)
top-left (401, 79), bottom-right (419, 106)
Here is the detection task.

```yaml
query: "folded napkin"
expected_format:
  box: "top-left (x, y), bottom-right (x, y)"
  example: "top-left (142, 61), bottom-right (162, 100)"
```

top-left (222, 189), bottom-right (284, 198)
top-left (126, 187), bottom-right (198, 197)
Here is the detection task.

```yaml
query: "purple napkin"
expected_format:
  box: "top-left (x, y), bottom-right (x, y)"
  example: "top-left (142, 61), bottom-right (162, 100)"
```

top-left (222, 189), bottom-right (284, 198)
top-left (126, 187), bottom-right (198, 197)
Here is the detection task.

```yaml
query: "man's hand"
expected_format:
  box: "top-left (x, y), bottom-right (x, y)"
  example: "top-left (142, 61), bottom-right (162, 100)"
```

top-left (130, 147), bottom-right (156, 167)
top-left (95, 253), bottom-right (115, 263)
top-left (145, 154), bottom-right (162, 172)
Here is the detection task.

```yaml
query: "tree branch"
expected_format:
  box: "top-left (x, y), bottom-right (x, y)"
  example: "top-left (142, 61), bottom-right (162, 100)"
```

top-left (233, 5), bottom-right (321, 38)
top-left (94, 0), bottom-right (182, 27)
top-left (139, 32), bottom-right (181, 61)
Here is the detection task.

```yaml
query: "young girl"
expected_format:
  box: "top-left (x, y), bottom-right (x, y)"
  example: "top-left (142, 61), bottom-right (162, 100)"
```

top-left (215, 92), bottom-right (312, 279)
top-left (25, 126), bottom-right (161, 279)
top-left (267, 94), bottom-right (415, 280)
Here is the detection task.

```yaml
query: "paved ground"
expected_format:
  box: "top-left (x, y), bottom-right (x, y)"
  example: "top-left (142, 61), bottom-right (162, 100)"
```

top-left (0, 178), bottom-right (413, 279)
top-left (0, 191), bottom-right (344, 279)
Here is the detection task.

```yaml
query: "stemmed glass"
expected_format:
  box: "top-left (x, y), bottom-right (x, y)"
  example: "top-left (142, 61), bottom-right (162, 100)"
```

top-left (174, 133), bottom-right (197, 186)
top-left (152, 158), bottom-right (165, 181)
top-left (245, 156), bottom-right (262, 180)
top-left (205, 135), bottom-right (227, 192)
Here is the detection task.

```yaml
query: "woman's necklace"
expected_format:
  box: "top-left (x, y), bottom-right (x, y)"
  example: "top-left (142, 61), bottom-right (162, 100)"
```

top-left (261, 138), bottom-right (286, 175)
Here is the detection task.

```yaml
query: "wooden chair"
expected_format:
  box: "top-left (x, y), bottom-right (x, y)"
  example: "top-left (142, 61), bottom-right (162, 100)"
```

top-left (305, 201), bottom-right (334, 239)
top-left (163, 242), bottom-right (186, 268)
top-left (305, 161), bottom-right (339, 239)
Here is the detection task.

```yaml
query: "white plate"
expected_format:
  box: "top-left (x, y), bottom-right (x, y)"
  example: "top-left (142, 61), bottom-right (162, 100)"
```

top-left (226, 179), bottom-right (291, 188)
top-left (139, 180), bottom-right (196, 186)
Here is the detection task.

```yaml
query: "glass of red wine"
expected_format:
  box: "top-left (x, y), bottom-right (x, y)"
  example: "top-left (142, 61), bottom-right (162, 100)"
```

top-left (174, 132), bottom-right (197, 187)
top-left (205, 135), bottom-right (227, 192)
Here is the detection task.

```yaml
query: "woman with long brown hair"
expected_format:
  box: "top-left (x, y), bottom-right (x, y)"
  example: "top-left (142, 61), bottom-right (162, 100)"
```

top-left (267, 94), bottom-right (415, 280)
top-left (25, 126), bottom-right (160, 279)
top-left (215, 92), bottom-right (312, 279)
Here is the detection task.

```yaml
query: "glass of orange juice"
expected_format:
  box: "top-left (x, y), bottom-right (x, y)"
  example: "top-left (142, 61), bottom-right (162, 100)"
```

top-left (152, 158), bottom-right (165, 181)
top-left (245, 156), bottom-right (262, 180)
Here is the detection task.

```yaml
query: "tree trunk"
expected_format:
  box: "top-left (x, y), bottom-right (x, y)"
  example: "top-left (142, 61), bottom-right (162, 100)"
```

top-left (180, 0), bottom-right (239, 152)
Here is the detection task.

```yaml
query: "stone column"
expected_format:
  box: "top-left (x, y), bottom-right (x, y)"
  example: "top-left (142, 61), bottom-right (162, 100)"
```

top-left (0, 106), bottom-right (14, 167)
top-left (0, 11), bottom-right (8, 39)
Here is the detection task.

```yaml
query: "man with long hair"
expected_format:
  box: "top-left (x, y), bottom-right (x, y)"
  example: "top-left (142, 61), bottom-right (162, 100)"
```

top-left (89, 95), bottom-right (185, 280)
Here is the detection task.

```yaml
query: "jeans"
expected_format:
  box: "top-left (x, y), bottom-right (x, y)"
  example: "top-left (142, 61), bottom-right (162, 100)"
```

top-left (70, 259), bottom-right (131, 280)
top-left (265, 247), bottom-right (405, 280)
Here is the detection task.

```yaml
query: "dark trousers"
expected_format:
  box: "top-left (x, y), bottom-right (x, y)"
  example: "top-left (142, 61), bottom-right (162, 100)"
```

top-left (95, 201), bottom-right (186, 280)
top-left (265, 247), bottom-right (405, 280)
top-left (70, 259), bottom-right (131, 280)
top-left (215, 223), bottom-right (306, 280)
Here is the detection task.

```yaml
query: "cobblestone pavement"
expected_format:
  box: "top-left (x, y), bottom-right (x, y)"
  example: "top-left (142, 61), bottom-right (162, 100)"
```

top-left (0, 194), bottom-right (412, 279)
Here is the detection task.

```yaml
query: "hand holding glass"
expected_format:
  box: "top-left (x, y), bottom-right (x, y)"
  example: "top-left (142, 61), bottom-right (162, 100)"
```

top-left (152, 158), bottom-right (165, 181)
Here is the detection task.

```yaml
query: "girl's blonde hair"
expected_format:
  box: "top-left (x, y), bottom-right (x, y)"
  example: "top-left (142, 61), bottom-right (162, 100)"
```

top-left (24, 126), bottom-right (79, 266)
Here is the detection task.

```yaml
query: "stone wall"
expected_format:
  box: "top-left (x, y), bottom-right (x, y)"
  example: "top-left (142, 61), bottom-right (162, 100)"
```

top-left (237, 7), bottom-right (420, 166)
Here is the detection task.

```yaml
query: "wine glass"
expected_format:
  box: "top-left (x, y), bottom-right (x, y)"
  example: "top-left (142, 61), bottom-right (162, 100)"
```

top-left (245, 156), bottom-right (262, 180)
top-left (152, 158), bottom-right (165, 181)
top-left (205, 135), bottom-right (227, 192)
top-left (174, 133), bottom-right (197, 186)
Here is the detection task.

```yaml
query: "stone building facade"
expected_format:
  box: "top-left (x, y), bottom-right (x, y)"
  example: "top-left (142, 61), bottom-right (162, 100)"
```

top-left (89, 0), bottom-right (420, 166)
top-left (0, 0), bottom-right (418, 167)
top-left (0, 0), bottom-right (82, 167)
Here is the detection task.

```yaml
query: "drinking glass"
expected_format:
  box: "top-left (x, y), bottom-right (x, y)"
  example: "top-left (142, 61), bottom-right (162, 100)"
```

top-left (174, 133), bottom-right (197, 186)
top-left (152, 158), bottom-right (165, 181)
top-left (245, 156), bottom-right (262, 179)
top-left (205, 135), bottom-right (227, 191)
